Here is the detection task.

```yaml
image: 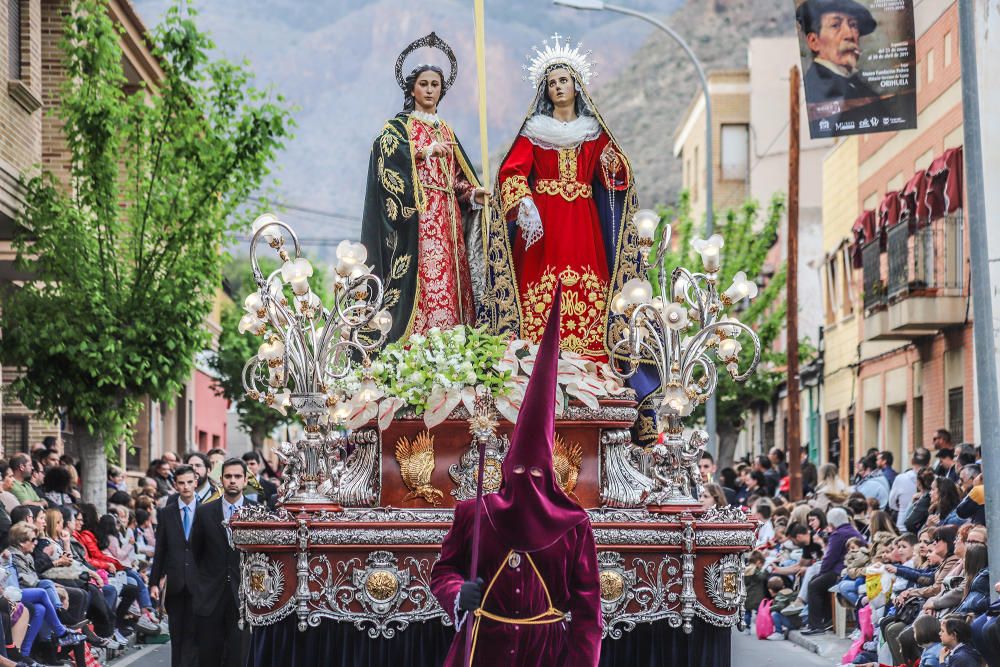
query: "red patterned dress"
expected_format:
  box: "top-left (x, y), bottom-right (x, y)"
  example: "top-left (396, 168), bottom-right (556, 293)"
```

top-left (498, 131), bottom-right (629, 360)
top-left (408, 116), bottom-right (478, 333)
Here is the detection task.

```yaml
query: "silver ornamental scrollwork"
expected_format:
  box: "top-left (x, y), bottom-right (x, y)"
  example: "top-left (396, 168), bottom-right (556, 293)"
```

top-left (700, 505), bottom-right (749, 523)
top-left (392, 400), bottom-right (637, 424)
top-left (232, 504), bottom-right (295, 523)
top-left (704, 553), bottom-right (745, 611)
top-left (243, 552), bottom-right (286, 609)
top-left (242, 217), bottom-right (388, 506)
top-left (232, 529), bottom-right (298, 547)
top-left (304, 552), bottom-right (449, 638)
top-left (307, 528), bottom-right (448, 546)
top-left (599, 552), bottom-right (684, 639)
top-left (599, 429), bottom-right (653, 508)
top-left (334, 427), bottom-right (381, 507)
top-left (449, 434), bottom-right (510, 501)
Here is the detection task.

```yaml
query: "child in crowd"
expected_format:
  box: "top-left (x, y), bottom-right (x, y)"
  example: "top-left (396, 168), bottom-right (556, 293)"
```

top-left (765, 576), bottom-right (798, 641)
top-left (744, 551), bottom-right (768, 631)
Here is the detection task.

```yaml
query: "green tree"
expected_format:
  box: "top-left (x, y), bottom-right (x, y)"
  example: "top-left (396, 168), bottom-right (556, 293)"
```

top-left (653, 192), bottom-right (792, 468)
top-left (0, 1), bottom-right (292, 507)
top-left (209, 256), bottom-right (327, 449)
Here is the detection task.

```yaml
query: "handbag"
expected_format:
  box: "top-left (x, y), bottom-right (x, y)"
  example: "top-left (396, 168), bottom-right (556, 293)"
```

top-left (896, 596), bottom-right (925, 625)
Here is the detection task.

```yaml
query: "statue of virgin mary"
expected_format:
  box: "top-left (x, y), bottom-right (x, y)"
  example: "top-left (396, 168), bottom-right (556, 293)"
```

top-left (484, 34), bottom-right (644, 363)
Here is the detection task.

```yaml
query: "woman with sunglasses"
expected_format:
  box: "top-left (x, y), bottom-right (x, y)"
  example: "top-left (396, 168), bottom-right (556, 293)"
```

top-left (3, 523), bottom-right (84, 665)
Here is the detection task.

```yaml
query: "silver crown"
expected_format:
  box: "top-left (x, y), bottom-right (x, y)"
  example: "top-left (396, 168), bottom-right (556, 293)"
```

top-left (522, 33), bottom-right (596, 88)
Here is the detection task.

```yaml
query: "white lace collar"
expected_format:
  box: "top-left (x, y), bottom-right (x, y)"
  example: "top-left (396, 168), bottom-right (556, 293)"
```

top-left (521, 114), bottom-right (601, 151)
top-left (410, 110), bottom-right (441, 126)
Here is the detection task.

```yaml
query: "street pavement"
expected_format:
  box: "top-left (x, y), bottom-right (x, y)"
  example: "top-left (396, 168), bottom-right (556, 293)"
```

top-left (110, 631), bottom-right (839, 666)
top-left (731, 627), bottom-right (836, 666)
top-left (108, 643), bottom-right (169, 667)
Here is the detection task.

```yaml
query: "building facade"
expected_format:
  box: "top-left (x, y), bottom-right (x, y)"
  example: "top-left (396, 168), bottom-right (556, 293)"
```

top-left (1, 0), bottom-right (231, 473)
top-left (675, 39), bottom-right (829, 464)
top-left (821, 0), bottom-right (973, 470)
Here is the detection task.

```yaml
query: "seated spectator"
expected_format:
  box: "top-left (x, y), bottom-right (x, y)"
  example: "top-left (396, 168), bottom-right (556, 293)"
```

top-left (929, 477), bottom-right (963, 528)
top-left (699, 483), bottom-right (728, 511)
top-left (935, 448), bottom-right (960, 484)
top-left (0, 464), bottom-right (20, 515)
top-left (811, 463), bottom-right (848, 512)
top-left (3, 523), bottom-right (85, 662)
top-left (938, 614), bottom-right (983, 666)
top-left (40, 467), bottom-right (77, 508)
top-left (835, 537), bottom-right (869, 608)
top-left (955, 478), bottom-right (986, 526)
top-left (855, 455), bottom-right (890, 510)
top-left (755, 502), bottom-right (775, 548)
top-left (107, 466), bottom-right (127, 495)
top-left (743, 550), bottom-right (767, 630)
top-left (765, 576), bottom-right (798, 640)
top-left (803, 507), bottom-right (864, 635)
top-left (904, 468), bottom-right (937, 534)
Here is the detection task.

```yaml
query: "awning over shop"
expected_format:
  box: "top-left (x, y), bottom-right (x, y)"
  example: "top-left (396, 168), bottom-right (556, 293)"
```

top-left (850, 209), bottom-right (876, 268)
top-left (925, 146), bottom-right (963, 223)
top-left (878, 190), bottom-right (902, 237)
top-left (901, 169), bottom-right (929, 229)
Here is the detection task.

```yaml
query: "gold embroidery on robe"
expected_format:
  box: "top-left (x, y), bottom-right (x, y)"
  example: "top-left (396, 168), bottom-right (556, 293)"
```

top-left (500, 175), bottom-right (532, 216)
top-left (520, 265), bottom-right (607, 356)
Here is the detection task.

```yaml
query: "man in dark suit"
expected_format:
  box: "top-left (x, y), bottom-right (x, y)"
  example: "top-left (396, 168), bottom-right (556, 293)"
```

top-left (190, 458), bottom-right (254, 667)
top-left (149, 465), bottom-right (199, 667)
top-left (241, 450), bottom-right (278, 507)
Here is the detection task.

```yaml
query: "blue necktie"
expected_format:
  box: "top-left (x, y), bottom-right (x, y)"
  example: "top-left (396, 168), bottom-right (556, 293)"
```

top-left (182, 506), bottom-right (191, 540)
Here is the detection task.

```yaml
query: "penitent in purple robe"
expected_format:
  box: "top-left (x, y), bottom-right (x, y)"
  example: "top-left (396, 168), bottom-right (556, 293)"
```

top-left (431, 284), bottom-right (602, 666)
top-left (431, 497), bottom-right (602, 666)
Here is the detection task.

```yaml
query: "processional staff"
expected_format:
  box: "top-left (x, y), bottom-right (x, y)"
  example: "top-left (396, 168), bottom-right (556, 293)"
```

top-left (467, 10), bottom-right (490, 666)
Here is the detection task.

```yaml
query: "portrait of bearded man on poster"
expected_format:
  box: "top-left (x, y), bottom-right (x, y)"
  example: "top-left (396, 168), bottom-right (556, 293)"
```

top-left (486, 34), bottom-right (643, 363)
top-left (795, 0), bottom-right (901, 133)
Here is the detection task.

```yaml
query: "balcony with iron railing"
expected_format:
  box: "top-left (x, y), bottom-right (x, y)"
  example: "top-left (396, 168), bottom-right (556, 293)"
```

top-left (863, 213), bottom-right (966, 341)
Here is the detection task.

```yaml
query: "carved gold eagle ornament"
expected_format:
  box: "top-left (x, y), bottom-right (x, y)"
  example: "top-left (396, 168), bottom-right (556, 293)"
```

top-left (553, 433), bottom-right (583, 498)
top-left (394, 431), bottom-right (444, 506)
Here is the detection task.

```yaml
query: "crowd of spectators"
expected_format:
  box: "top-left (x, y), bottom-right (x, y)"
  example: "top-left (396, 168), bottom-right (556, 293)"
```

top-left (699, 428), bottom-right (996, 667)
top-left (0, 438), bottom-right (277, 667)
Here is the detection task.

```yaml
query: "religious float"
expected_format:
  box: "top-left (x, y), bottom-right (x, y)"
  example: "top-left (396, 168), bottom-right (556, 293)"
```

top-left (231, 33), bottom-right (761, 667)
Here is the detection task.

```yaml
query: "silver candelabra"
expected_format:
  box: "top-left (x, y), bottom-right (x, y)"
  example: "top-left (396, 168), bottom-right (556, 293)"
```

top-left (241, 214), bottom-right (390, 506)
top-left (609, 210), bottom-right (762, 505)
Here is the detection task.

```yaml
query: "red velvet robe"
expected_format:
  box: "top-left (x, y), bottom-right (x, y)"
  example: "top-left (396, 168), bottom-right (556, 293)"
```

top-left (498, 132), bottom-right (629, 361)
top-left (431, 498), bottom-right (602, 667)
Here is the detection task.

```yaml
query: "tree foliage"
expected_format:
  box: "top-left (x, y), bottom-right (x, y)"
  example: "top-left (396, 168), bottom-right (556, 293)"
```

top-left (209, 256), bottom-right (327, 449)
top-left (652, 192), bottom-right (791, 467)
top-left (0, 0), bottom-right (292, 506)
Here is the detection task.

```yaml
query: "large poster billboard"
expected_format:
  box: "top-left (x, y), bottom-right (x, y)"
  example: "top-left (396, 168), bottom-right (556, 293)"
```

top-left (793, 0), bottom-right (917, 139)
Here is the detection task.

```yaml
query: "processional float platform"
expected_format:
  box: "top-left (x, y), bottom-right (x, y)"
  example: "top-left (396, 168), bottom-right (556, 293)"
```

top-left (233, 397), bottom-right (757, 667)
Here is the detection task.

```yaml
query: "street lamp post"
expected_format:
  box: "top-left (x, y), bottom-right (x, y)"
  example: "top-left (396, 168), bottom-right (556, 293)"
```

top-left (553, 0), bottom-right (718, 455)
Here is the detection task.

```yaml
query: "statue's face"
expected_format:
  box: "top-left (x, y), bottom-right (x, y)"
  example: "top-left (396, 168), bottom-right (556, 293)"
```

top-left (545, 67), bottom-right (575, 108)
top-left (412, 70), bottom-right (444, 113)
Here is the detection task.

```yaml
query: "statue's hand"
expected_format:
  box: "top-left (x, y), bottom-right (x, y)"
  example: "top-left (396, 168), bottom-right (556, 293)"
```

top-left (473, 188), bottom-right (490, 205)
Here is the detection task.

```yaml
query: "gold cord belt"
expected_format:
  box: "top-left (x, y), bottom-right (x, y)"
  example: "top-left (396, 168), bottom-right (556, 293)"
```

top-left (468, 550), bottom-right (568, 664)
top-left (422, 183), bottom-right (455, 195)
top-left (534, 179), bottom-right (592, 201)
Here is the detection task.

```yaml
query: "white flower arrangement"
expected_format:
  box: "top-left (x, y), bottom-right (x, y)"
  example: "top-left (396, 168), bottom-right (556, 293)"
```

top-left (325, 325), bottom-right (629, 430)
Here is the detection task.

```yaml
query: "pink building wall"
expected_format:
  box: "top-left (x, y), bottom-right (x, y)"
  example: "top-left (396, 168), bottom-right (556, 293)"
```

top-left (193, 369), bottom-right (228, 452)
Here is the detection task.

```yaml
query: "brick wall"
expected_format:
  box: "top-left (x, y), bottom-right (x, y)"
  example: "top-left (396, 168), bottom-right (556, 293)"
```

top-left (1, 0), bottom-right (43, 204)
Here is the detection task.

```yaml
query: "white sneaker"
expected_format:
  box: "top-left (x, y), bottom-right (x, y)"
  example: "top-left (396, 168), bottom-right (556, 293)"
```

top-left (113, 629), bottom-right (130, 645)
top-left (137, 615), bottom-right (161, 634)
top-left (766, 632), bottom-right (785, 641)
top-left (849, 628), bottom-right (862, 640)
top-left (128, 601), bottom-right (141, 616)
